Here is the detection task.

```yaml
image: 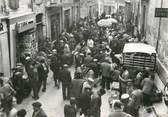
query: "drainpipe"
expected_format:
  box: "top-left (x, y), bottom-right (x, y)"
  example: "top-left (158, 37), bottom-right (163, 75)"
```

top-left (6, 18), bottom-right (11, 77)
top-left (156, 0), bottom-right (163, 52)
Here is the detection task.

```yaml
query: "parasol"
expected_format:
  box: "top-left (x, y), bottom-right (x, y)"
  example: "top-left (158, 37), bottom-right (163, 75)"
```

top-left (97, 18), bottom-right (118, 27)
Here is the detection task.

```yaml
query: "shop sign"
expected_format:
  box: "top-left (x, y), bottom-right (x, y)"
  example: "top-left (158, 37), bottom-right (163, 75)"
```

top-left (155, 8), bottom-right (168, 18)
top-left (17, 20), bottom-right (35, 33)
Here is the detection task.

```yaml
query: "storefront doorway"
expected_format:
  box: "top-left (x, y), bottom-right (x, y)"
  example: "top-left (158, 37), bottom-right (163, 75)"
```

top-left (64, 9), bottom-right (70, 33)
top-left (36, 13), bottom-right (44, 51)
top-left (50, 14), bottom-right (60, 41)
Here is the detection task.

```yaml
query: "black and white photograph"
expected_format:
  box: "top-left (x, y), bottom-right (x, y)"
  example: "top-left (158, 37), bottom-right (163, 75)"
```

top-left (0, 0), bottom-right (168, 116)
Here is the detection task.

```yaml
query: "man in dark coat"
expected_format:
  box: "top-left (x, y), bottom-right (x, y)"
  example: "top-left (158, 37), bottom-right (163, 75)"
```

top-left (83, 53), bottom-right (93, 67)
top-left (50, 49), bottom-right (61, 88)
top-left (91, 88), bottom-right (106, 117)
top-left (32, 102), bottom-right (47, 117)
top-left (37, 58), bottom-right (49, 92)
top-left (100, 59), bottom-right (112, 90)
top-left (64, 98), bottom-right (77, 117)
top-left (60, 64), bottom-right (72, 100)
top-left (25, 58), bottom-right (39, 100)
top-left (70, 74), bottom-right (85, 107)
top-left (12, 72), bottom-right (24, 104)
top-left (78, 88), bottom-right (92, 117)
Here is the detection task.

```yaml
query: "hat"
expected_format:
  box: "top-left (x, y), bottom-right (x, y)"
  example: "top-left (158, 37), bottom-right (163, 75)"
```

top-left (63, 64), bottom-right (68, 68)
top-left (32, 102), bottom-right (42, 108)
top-left (60, 40), bottom-right (64, 42)
top-left (80, 53), bottom-right (84, 56)
top-left (17, 109), bottom-right (27, 117)
top-left (121, 93), bottom-right (129, 100)
top-left (99, 88), bottom-right (106, 95)
top-left (52, 49), bottom-right (57, 52)
top-left (25, 56), bottom-right (31, 60)
top-left (88, 77), bottom-right (94, 82)
top-left (125, 0), bottom-right (131, 3)
top-left (70, 97), bottom-right (76, 104)
top-left (14, 72), bottom-right (22, 76)
top-left (93, 59), bottom-right (98, 62)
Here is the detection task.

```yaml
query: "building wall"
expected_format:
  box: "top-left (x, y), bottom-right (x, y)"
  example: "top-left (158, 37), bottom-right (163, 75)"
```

top-left (0, 19), bottom-right (10, 77)
top-left (80, 0), bottom-right (97, 18)
top-left (145, 0), bottom-right (168, 83)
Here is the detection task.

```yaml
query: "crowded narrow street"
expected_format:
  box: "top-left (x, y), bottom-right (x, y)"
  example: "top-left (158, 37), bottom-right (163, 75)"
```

top-left (0, 0), bottom-right (168, 117)
top-left (14, 67), bottom-right (112, 117)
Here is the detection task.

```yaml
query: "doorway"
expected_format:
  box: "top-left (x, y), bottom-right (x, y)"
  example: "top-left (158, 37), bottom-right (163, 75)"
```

top-left (50, 14), bottom-right (60, 41)
top-left (64, 9), bottom-right (70, 33)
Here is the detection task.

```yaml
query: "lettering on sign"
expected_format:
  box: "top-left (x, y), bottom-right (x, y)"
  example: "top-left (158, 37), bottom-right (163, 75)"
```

top-left (17, 20), bottom-right (35, 33)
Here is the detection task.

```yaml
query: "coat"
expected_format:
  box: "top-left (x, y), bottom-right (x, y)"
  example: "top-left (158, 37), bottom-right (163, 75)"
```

top-left (70, 79), bottom-right (85, 98)
top-left (37, 63), bottom-right (49, 80)
top-left (32, 109), bottom-right (47, 117)
top-left (91, 93), bottom-right (101, 113)
top-left (60, 69), bottom-right (72, 85)
top-left (64, 104), bottom-right (77, 117)
top-left (50, 55), bottom-right (60, 72)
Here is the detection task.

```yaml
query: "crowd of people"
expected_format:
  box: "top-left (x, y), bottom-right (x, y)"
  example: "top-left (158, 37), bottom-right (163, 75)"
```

top-left (0, 14), bottom-right (159, 117)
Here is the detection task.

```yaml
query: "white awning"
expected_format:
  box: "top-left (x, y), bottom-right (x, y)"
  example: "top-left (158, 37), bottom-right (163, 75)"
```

top-left (123, 43), bottom-right (156, 55)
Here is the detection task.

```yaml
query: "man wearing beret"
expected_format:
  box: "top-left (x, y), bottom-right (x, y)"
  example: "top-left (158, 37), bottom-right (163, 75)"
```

top-left (32, 102), bottom-right (47, 117)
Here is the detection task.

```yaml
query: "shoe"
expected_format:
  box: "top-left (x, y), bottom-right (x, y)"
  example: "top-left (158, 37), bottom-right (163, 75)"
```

top-left (34, 97), bottom-right (39, 100)
top-left (42, 89), bottom-right (46, 92)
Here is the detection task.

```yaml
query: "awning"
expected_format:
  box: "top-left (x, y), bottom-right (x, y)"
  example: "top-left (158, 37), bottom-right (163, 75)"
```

top-left (123, 43), bottom-right (156, 55)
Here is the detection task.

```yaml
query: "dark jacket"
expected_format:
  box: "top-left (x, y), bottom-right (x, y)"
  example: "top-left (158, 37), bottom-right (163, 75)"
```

top-left (37, 63), bottom-right (49, 79)
top-left (64, 104), bottom-right (77, 117)
top-left (91, 93), bottom-right (101, 112)
top-left (50, 55), bottom-right (60, 72)
top-left (79, 92), bottom-right (91, 110)
top-left (60, 69), bottom-right (72, 84)
top-left (70, 79), bottom-right (85, 98)
top-left (32, 109), bottom-right (47, 117)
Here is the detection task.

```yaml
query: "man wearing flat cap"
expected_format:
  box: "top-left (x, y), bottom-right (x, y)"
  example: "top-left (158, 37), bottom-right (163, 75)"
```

top-left (60, 64), bottom-right (72, 100)
top-left (32, 102), bottom-right (47, 117)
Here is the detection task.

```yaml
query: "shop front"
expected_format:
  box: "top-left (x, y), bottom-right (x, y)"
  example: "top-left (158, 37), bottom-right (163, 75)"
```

top-left (9, 13), bottom-right (37, 69)
top-left (0, 17), bottom-right (10, 77)
top-left (15, 21), bottom-right (37, 63)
